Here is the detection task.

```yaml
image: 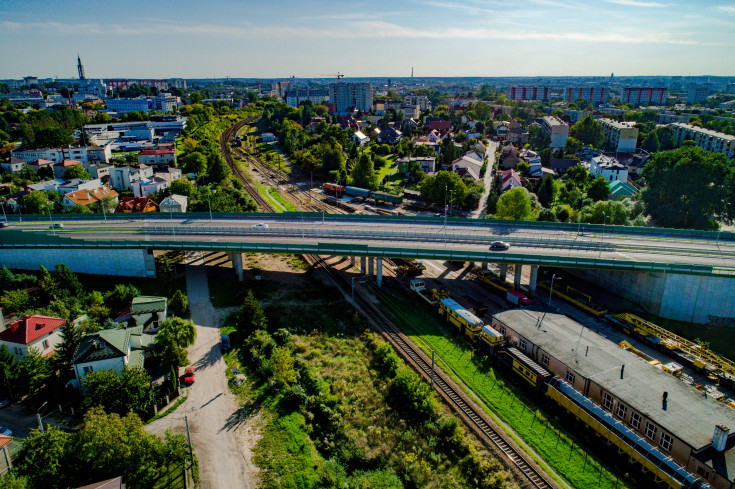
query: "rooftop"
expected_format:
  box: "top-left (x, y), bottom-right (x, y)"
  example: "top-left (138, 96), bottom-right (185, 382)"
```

top-left (670, 123), bottom-right (735, 141)
top-left (493, 309), bottom-right (735, 450)
top-left (599, 118), bottom-right (638, 130)
top-left (72, 328), bottom-right (130, 365)
top-left (0, 315), bottom-right (66, 345)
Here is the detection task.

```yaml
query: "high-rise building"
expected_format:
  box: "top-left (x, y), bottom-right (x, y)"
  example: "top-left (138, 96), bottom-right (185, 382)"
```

top-left (670, 123), bottom-right (735, 159)
top-left (77, 55), bottom-right (86, 80)
top-left (329, 82), bottom-right (372, 114)
top-left (540, 116), bottom-right (569, 149)
top-left (508, 86), bottom-right (549, 101)
top-left (564, 87), bottom-right (607, 104)
top-left (686, 84), bottom-right (709, 105)
top-left (622, 87), bottom-right (667, 105)
top-left (598, 118), bottom-right (639, 153)
top-left (285, 89), bottom-right (329, 108)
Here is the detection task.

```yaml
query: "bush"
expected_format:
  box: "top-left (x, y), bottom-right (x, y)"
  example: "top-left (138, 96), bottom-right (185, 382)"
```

top-left (389, 367), bottom-right (439, 420)
top-left (372, 340), bottom-right (400, 377)
top-left (168, 289), bottom-right (189, 316)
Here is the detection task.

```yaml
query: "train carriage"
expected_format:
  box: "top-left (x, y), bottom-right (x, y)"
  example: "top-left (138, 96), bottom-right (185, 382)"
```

top-left (478, 325), bottom-right (504, 354)
top-left (438, 298), bottom-right (483, 341)
top-left (497, 347), bottom-right (553, 390)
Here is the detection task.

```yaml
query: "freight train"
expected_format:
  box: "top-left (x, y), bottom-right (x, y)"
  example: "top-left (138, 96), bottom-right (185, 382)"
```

top-left (323, 183), bottom-right (403, 205)
top-left (408, 280), bottom-right (708, 489)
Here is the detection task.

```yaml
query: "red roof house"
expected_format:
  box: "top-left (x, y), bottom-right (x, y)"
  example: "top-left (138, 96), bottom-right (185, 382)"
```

top-left (0, 314), bottom-right (66, 359)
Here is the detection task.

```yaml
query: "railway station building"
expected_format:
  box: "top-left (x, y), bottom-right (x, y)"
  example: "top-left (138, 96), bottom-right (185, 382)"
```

top-left (492, 309), bottom-right (735, 489)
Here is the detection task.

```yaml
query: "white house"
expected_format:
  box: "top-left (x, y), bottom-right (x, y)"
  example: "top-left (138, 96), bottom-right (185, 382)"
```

top-left (0, 315), bottom-right (66, 361)
top-left (261, 133), bottom-right (276, 143)
top-left (109, 164), bottom-right (154, 191)
top-left (451, 155), bottom-right (483, 181)
top-left (136, 150), bottom-right (176, 167)
top-left (1, 157), bottom-right (26, 173)
top-left (590, 155), bottom-right (629, 183)
top-left (71, 327), bottom-right (154, 387)
top-left (351, 131), bottom-right (369, 147)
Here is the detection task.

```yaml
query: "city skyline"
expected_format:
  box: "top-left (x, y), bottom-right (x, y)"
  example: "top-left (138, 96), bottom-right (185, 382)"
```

top-left (1, 0), bottom-right (735, 79)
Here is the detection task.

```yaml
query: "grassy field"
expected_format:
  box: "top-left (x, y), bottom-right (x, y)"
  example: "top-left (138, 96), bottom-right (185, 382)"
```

top-left (218, 271), bottom-right (517, 489)
top-left (370, 284), bottom-right (636, 489)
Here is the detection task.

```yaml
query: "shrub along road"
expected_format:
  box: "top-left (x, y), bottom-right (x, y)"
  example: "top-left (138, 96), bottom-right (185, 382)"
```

top-left (146, 252), bottom-right (257, 489)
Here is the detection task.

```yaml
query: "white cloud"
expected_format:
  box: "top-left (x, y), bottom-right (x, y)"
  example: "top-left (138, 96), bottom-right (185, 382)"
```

top-left (604, 0), bottom-right (666, 7)
top-left (0, 19), bottom-right (715, 46)
top-left (716, 5), bottom-right (735, 14)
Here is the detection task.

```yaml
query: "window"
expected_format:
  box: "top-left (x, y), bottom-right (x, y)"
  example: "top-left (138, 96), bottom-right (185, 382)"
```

top-left (42, 340), bottom-right (49, 349)
top-left (630, 411), bottom-right (641, 429)
top-left (660, 432), bottom-right (673, 452)
top-left (519, 339), bottom-right (527, 351)
top-left (565, 371), bottom-right (576, 385)
top-left (696, 466), bottom-right (709, 479)
top-left (616, 403), bottom-right (627, 420)
top-left (540, 354), bottom-right (549, 366)
top-left (83, 366), bottom-right (94, 375)
top-left (498, 326), bottom-right (506, 335)
top-left (645, 422), bottom-right (658, 440)
top-left (602, 392), bottom-right (614, 410)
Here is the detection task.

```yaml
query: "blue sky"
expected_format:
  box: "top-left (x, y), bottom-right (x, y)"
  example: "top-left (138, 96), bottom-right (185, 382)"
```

top-left (1, 0), bottom-right (734, 79)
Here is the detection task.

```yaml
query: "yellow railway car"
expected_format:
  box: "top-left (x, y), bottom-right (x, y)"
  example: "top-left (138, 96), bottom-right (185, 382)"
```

top-left (438, 297), bottom-right (483, 341)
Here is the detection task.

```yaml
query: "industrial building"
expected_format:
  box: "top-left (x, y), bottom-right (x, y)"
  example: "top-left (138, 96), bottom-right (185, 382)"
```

top-left (670, 123), bottom-right (735, 159)
top-left (540, 116), bottom-right (569, 149)
top-left (598, 118), bottom-right (639, 153)
top-left (492, 309), bottom-right (735, 489)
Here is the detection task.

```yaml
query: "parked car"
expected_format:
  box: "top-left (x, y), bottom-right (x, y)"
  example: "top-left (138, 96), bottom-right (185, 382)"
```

top-left (489, 241), bottom-right (510, 250)
top-left (184, 367), bottom-right (195, 385)
top-left (251, 223), bottom-right (269, 229)
top-left (221, 334), bottom-right (231, 352)
top-left (0, 426), bottom-right (12, 436)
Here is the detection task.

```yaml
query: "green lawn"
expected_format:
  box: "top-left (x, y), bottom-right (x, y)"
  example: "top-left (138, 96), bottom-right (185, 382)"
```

top-left (371, 284), bottom-right (635, 489)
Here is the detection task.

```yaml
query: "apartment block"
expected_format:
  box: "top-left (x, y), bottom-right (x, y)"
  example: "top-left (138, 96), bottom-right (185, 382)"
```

top-left (106, 97), bottom-right (151, 114)
top-left (598, 118), bottom-right (639, 153)
top-left (540, 116), bottom-right (569, 149)
top-left (564, 87), bottom-right (607, 104)
top-left (329, 82), bottom-right (372, 114)
top-left (285, 89), bottom-right (329, 108)
top-left (622, 88), bottom-right (668, 105)
top-left (12, 145), bottom-right (112, 165)
top-left (403, 95), bottom-right (431, 111)
top-left (508, 86), bottom-right (549, 101)
top-left (670, 123), bottom-right (735, 159)
top-left (686, 85), bottom-right (710, 105)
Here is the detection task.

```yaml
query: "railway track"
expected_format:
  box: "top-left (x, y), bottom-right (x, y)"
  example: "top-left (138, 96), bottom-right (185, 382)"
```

top-left (308, 256), bottom-right (557, 489)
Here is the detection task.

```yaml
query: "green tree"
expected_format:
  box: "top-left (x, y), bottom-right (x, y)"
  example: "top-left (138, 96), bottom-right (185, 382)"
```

top-left (641, 131), bottom-right (660, 152)
top-left (0, 472), bottom-right (29, 489)
top-left (238, 290), bottom-right (268, 333)
top-left (515, 160), bottom-right (529, 174)
top-left (207, 153), bottom-right (230, 183)
top-left (168, 178), bottom-right (198, 198)
top-left (528, 126), bottom-right (550, 151)
top-left (82, 367), bottom-right (156, 417)
top-left (103, 284), bottom-right (139, 312)
top-left (352, 154), bottom-right (378, 190)
top-left (537, 175), bottom-right (555, 208)
top-left (33, 127), bottom-right (74, 148)
top-left (22, 190), bottom-right (50, 214)
top-left (419, 171), bottom-right (467, 207)
top-left (271, 346), bottom-right (299, 388)
top-left (440, 136), bottom-right (457, 167)
top-left (0, 345), bottom-right (17, 400)
top-left (570, 115), bottom-right (604, 147)
top-left (15, 427), bottom-right (71, 489)
top-left (587, 176), bottom-right (611, 202)
top-left (581, 200), bottom-right (630, 225)
top-left (537, 208), bottom-right (557, 221)
top-left (641, 147), bottom-right (730, 229)
top-left (156, 317), bottom-right (197, 376)
top-left (169, 289), bottom-right (189, 317)
top-left (495, 187), bottom-right (536, 220)
top-left (182, 151), bottom-right (207, 175)
top-left (564, 136), bottom-right (583, 155)
top-left (1, 288), bottom-right (32, 313)
top-left (17, 347), bottom-right (52, 396)
top-left (389, 366), bottom-right (438, 420)
top-left (564, 165), bottom-right (589, 190)
top-left (53, 321), bottom-right (83, 371)
top-left (63, 165), bottom-right (91, 180)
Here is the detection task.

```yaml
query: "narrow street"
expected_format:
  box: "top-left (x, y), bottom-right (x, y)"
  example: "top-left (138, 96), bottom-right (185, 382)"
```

top-left (471, 140), bottom-right (498, 219)
top-left (146, 253), bottom-right (257, 489)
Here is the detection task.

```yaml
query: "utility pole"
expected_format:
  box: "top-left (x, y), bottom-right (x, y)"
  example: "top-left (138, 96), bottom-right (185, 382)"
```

top-left (430, 351), bottom-right (435, 386)
top-left (184, 412), bottom-right (195, 469)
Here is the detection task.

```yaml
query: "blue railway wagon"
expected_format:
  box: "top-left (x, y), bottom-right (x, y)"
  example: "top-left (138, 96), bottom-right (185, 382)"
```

top-left (372, 191), bottom-right (403, 205)
top-left (438, 298), bottom-right (484, 341)
top-left (345, 186), bottom-right (371, 198)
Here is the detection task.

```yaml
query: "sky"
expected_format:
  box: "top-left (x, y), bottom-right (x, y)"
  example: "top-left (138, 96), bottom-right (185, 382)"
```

top-left (1, 0), bottom-right (734, 79)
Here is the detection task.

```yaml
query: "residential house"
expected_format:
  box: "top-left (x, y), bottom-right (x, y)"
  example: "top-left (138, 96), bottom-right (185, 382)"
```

top-left (75, 476), bottom-right (126, 489)
top-left (377, 126), bottom-right (403, 145)
top-left (109, 164), bottom-right (154, 191)
top-left (501, 169), bottom-right (522, 192)
top-left (83, 162), bottom-right (113, 180)
top-left (451, 155), bottom-right (483, 182)
top-left (62, 187), bottom-right (119, 210)
top-left (261, 133), bottom-right (276, 143)
top-left (609, 181), bottom-right (639, 200)
top-left (131, 296), bottom-right (167, 332)
top-left (551, 158), bottom-right (579, 173)
top-left (590, 154), bottom-right (628, 182)
top-left (116, 196), bottom-right (159, 213)
top-left (508, 127), bottom-right (529, 145)
top-left (159, 194), bottom-right (188, 213)
top-left (12, 144), bottom-right (111, 165)
top-left (396, 157), bottom-right (436, 176)
top-left (0, 314), bottom-right (66, 360)
top-left (71, 326), bottom-right (154, 387)
top-left (132, 177), bottom-right (168, 198)
top-left (136, 149), bottom-right (176, 167)
top-left (500, 144), bottom-right (521, 169)
top-left (598, 118), bottom-right (639, 154)
top-left (352, 131), bottom-right (369, 147)
top-left (454, 165), bottom-right (481, 182)
top-left (1, 157), bottom-right (26, 173)
top-left (0, 434), bottom-right (12, 477)
top-left (58, 178), bottom-right (103, 195)
top-left (53, 159), bottom-right (83, 179)
top-left (27, 158), bottom-right (53, 174)
top-left (495, 124), bottom-right (510, 142)
top-left (427, 119), bottom-right (451, 132)
top-left (27, 179), bottom-right (66, 193)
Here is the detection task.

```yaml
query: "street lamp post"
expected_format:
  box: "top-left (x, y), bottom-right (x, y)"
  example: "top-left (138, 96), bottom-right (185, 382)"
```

top-left (36, 401), bottom-right (48, 433)
top-left (599, 212), bottom-right (607, 258)
top-left (47, 204), bottom-right (56, 236)
top-left (549, 274), bottom-right (560, 307)
top-left (577, 199), bottom-right (583, 234)
top-left (207, 188), bottom-right (213, 221)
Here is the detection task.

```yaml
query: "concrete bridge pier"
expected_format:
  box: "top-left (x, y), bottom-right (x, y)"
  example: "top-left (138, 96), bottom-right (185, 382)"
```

top-left (351, 256), bottom-right (356, 267)
top-left (514, 265), bottom-right (522, 289)
top-left (499, 263), bottom-right (508, 282)
top-left (361, 256), bottom-right (367, 274)
top-left (368, 257), bottom-right (374, 277)
top-left (230, 252), bottom-right (244, 281)
top-left (529, 265), bottom-right (538, 296)
top-left (376, 259), bottom-right (383, 287)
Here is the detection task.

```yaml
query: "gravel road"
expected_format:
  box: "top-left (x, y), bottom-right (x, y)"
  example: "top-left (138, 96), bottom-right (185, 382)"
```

top-left (146, 253), bottom-right (257, 489)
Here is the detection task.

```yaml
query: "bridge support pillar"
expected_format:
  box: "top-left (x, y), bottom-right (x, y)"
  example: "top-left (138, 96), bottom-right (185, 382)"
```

top-left (368, 257), bottom-right (374, 277)
top-left (481, 262), bottom-right (488, 270)
top-left (499, 264), bottom-right (507, 282)
top-left (361, 256), bottom-right (366, 274)
top-left (529, 266), bottom-right (538, 296)
top-left (514, 265), bottom-right (522, 289)
top-left (230, 252), bottom-right (244, 281)
top-left (351, 256), bottom-right (355, 267)
top-left (376, 259), bottom-right (383, 287)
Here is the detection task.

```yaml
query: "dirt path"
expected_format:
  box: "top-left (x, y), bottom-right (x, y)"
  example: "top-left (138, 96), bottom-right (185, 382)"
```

top-left (146, 252), bottom-right (259, 489)
top-left (472, 140), bottom-right (498, 219)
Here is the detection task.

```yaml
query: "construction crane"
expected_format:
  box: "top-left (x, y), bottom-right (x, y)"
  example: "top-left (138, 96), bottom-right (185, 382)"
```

top-left (321, 73), bottom-right (345, 82)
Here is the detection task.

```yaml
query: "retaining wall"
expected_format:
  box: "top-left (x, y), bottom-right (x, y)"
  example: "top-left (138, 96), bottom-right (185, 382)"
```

top-left (0, 248), bottom-right (156, 278)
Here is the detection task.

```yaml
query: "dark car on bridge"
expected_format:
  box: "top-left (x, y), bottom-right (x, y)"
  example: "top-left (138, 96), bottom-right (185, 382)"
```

top-left (490, 241), bottom-right (510, 250)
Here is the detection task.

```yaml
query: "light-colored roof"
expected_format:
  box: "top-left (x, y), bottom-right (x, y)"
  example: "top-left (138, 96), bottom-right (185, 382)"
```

top-left (65, 187), bottom-right (119, 206)
top-left (670, 123), bottom-right (735, 141)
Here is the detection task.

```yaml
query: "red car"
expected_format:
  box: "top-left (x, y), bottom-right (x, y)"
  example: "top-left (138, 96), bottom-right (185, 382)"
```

top-left (184, 367), bottom-right (195, 385)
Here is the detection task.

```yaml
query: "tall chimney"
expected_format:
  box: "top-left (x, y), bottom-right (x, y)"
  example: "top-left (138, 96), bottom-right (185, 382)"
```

top-left (713, 425), bottom-right (730, 452)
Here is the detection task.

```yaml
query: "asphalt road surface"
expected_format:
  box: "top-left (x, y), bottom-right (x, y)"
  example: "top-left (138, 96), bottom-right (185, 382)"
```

top-left (146, 253), bottom-right (255, 489)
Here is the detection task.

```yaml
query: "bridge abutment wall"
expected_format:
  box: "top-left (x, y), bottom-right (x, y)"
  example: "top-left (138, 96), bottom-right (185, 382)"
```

top-left (0, 248), bottom-right (156, 278)
top-left (567, 268), bottom-right (735, 324)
